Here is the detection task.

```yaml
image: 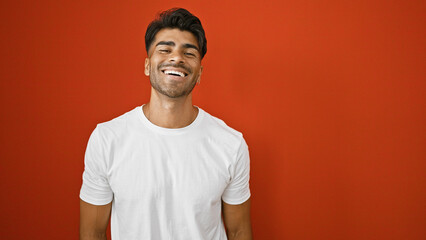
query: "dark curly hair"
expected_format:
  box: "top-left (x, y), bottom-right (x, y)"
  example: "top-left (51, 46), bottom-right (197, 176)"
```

top-left (145, 8), bottom-right (207, 59)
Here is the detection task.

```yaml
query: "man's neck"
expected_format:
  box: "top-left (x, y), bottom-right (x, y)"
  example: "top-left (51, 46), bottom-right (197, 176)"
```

top-left (143, 89), bottom-right (198, 129)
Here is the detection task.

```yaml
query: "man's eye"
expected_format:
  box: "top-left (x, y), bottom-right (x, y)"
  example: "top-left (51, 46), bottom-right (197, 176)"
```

top-left (159, 49), bottom-right (170, 53)
top-left (185, 52), bottom-right (195, 57)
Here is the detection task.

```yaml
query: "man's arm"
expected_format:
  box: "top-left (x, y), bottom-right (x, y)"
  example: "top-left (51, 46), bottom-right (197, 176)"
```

top-left (222, 198), bottom-right (253, 240)
top-left (80, 199), bottom-right (112, 240)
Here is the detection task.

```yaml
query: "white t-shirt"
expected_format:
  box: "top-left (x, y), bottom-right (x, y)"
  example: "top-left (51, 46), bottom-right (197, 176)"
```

top-left (80, 106), bottom-right (251, 240)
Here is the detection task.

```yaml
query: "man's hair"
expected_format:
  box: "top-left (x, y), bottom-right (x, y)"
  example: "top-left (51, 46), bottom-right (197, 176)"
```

top-left (145, 8), bottom-right (207, 59)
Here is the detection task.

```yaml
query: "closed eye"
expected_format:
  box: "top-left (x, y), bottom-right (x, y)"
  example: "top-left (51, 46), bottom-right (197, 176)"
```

top-left (185, 52), bottom-right (196, 57)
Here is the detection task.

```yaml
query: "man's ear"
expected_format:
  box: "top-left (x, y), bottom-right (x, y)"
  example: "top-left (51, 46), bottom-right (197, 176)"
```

top-left (197, 66), bottom-right (203, 84)
top-left (144, 58), bottom-right (150, 76)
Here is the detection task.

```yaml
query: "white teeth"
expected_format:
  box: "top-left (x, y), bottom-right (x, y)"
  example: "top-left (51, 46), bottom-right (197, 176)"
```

top-left (164, 70), bottom-right (185, 77)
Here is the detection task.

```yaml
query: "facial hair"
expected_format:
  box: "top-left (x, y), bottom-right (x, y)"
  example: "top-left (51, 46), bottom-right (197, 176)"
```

top-left (149, 62), bottom-right (197, 99)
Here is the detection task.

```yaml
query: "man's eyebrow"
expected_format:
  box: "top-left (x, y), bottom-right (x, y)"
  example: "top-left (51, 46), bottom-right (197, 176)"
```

top-left (155, 41), bottom-right (199, 52)
top-left (155, 41), bottom-right (175, 47)
top-left (183, 43), bottom-right (199, 51)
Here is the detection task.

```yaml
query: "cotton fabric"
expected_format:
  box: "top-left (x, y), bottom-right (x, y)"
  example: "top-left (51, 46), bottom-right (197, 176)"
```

top-left (80, 106), bottom-right (250, 240)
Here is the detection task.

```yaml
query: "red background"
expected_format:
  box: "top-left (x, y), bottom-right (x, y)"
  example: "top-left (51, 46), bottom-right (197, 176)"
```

top-left (0, 0), bottom-right (425, 239)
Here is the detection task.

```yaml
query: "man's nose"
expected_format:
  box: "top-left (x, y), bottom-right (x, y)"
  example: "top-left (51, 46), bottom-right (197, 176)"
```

top-left (169, 51), bottom-right (184, 63)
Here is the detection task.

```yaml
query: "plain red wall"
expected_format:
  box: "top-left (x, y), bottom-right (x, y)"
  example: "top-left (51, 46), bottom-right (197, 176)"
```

top-left (0, 0), bottom-right (424, 239)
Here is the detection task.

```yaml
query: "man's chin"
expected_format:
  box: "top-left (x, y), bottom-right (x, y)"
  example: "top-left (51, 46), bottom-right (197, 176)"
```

top-left (151, 82), bottom-right (196, 99)
top-left (154, 87), bottom-right (193, 99)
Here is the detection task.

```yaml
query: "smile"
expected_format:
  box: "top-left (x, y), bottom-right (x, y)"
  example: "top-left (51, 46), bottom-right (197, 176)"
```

top-left (162, 70), bottom-right (188, 77)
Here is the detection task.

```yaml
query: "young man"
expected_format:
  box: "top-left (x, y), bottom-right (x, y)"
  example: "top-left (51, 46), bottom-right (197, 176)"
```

top-left (80, 8), bottom-right (252, 240)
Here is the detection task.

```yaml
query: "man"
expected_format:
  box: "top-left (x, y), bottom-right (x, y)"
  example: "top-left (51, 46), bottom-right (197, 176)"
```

top-left (80, 8), bottom-right (252, 240)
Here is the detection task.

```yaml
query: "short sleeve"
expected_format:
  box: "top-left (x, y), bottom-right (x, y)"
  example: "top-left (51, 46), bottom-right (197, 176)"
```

top-left (79, 126), bottom-right (113, 205)
top-left (222, 138), bottom-right (251, 205)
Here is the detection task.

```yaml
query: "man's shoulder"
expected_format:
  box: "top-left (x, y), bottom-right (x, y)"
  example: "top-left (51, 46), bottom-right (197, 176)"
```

top-left (94, 106), bottom-right (141, 137)
top-left (200, 108), bottom-right (245, 145)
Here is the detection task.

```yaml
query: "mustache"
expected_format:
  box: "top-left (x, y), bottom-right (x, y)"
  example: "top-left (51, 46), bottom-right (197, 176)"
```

top-left (158, 63), bottom-right (192, 74)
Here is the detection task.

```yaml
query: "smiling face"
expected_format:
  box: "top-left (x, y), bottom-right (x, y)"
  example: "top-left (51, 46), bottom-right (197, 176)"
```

top-left (145, 28), bottom-right (203, 99)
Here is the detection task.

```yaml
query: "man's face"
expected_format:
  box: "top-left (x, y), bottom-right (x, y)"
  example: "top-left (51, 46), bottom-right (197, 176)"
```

top-left (145, 28), bottom-right (203, 99)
